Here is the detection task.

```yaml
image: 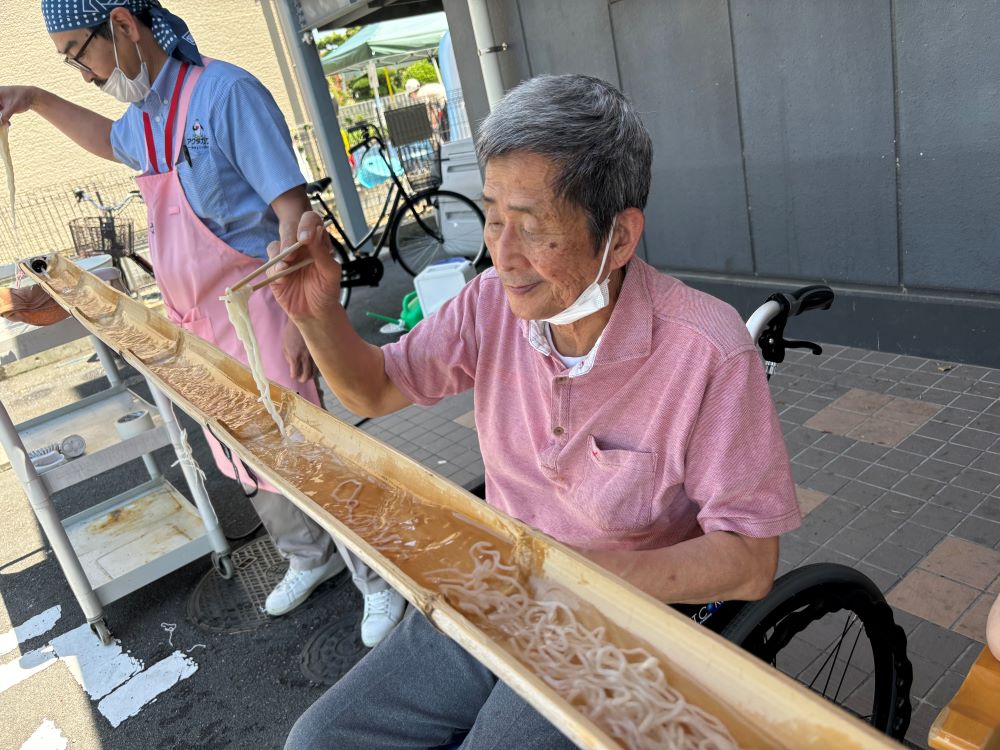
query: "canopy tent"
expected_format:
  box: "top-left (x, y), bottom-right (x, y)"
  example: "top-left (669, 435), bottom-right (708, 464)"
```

top-left (320, 12), bottom-right (449, 75)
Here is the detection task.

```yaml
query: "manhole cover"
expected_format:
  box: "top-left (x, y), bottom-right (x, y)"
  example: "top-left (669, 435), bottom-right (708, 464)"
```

top-left (188, 536), bottom-right (334, 633)
top-left (300, 611), bottom-right (370, 684)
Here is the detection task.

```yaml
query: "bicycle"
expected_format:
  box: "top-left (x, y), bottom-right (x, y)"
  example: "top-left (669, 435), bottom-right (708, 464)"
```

top-left (69, 188), bottom-right (153, 296)
top-left (306, 122), bottom-right (487, 309)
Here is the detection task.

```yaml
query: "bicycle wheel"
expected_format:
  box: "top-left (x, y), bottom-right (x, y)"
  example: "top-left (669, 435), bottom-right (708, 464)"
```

top-left (719, 563), bottom-right (912, 739)
top-left (389, 189), bottom-right (486, 277)
top-left (330, 236), bottom-right (351, 309)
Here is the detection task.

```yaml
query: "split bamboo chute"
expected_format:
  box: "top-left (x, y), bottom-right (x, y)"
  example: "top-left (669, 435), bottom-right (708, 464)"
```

top-left (23, 254), bottom-right (902, 750)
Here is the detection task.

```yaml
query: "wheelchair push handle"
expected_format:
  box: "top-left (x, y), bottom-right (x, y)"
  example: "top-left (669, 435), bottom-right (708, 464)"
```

top-left (748, 284), bottom-right (834, 371)
top-left (788, 285), bottom-right (835, 316)
top-left (764, 285), bottom-right (835, 319)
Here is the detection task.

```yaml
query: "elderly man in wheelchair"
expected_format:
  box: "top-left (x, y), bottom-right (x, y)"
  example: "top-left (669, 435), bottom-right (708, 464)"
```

top-left (270, 73), bottom-right (911, 749)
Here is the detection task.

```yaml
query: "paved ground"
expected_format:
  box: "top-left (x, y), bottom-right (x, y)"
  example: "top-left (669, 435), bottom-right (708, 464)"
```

top-left (770, 344), bottom-right (1000, 747)
top-left (0, 263), bottom-right (997, 749)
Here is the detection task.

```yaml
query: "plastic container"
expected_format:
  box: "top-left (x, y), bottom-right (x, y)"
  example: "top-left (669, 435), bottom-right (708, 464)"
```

top-left (414, 258), bottom-right (476, 316)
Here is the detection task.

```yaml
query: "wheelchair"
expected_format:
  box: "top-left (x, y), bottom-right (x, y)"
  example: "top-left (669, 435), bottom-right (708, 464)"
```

top-left (471, 285), bottom-right (913, 740)
top-left (720, 286), bottom-right (911, 739)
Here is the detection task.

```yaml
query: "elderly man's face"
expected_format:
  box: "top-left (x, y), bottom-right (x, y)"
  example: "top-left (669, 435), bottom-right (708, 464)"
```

top-left (483, 152), bottom-right (604, 322)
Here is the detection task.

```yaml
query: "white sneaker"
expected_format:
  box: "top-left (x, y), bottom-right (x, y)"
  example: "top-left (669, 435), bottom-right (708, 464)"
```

top-left (361, 589), bottom-right (406, 647)
top-left (265, 554), bottom-right (346, 616)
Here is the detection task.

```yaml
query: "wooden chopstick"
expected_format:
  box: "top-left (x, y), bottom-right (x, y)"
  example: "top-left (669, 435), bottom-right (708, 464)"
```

top-left (250, 258), bottom-right (314, 292)
top-left (229, 218), bottom-right (333, 293)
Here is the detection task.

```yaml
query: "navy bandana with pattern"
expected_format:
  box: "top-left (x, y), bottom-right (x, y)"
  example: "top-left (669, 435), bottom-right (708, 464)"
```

top-left (42, 0), bottom-right (202, 65)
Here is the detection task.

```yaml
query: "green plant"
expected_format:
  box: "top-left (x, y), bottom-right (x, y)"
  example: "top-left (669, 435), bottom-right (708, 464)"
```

top-left (402, 59), bottom-right (438, 86)
top-left (347, 67), bottom-right (397, 100)
top-left (316, 26), bottom-right (361, 56)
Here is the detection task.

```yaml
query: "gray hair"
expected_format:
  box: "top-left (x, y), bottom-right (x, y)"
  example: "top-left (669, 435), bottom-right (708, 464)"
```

top-left (476, 74), bottom-right (653, 249)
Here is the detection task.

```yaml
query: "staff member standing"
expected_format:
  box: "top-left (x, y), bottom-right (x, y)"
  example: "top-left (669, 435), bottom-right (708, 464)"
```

top-left (0, 0), bottom-right (405, 645)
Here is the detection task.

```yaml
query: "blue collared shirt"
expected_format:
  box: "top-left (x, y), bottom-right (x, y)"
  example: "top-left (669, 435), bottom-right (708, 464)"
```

top-left (111, 57), bottom-right (305, 261)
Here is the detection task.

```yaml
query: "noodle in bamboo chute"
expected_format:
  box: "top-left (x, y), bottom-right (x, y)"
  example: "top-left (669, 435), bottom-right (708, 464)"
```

top-left (222, 283), bottom-right (287, 436)
top-left (429, 542), bottom-right (740, 749)
top-left (0, 121), bottom-right (15, 229)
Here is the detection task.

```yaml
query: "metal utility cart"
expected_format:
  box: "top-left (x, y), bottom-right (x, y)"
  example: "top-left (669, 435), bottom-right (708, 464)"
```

top-left (0, 267), bottom-right (232, 644)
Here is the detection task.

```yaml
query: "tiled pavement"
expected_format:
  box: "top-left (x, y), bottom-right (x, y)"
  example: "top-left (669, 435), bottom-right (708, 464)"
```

top-left (322, 343), bottom-right (1000, 749)
top-left (772, 345), bottom-right (1000, 747)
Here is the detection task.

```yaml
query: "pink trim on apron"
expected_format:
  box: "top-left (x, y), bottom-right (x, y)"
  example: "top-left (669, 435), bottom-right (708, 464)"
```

top-left (135, 60), bottom-right (319, 491)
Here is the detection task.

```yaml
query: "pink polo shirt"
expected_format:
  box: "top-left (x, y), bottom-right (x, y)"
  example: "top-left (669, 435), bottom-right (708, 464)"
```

top-left (383, 259), bottom-right (800, 551)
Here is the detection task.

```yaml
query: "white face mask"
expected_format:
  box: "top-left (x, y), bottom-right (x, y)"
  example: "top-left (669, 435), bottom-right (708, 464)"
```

top-left (540, 217), bottom-right (617, 326)
top-left (100, 21), bottom-right (151, 104)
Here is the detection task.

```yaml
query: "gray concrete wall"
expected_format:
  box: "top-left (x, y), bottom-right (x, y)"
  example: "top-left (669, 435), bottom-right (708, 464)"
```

top-left (449, 0), bottom-right (1000, 365)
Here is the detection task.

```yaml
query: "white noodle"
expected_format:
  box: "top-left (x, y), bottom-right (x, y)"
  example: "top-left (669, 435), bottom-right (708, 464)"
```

top-left (222, 285), bottom-right (286, 436)
top-left (170, 427), bottom-right (207, 482)
top-left (428, 543), bottom-right (740, 750)
top-left (0, 122), bottom-right (14, 229)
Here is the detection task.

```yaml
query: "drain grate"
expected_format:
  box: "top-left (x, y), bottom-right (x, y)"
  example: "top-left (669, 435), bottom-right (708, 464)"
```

top-left (188, 537), bottom-right (291, 633)
top-left (300, 611), bottom-right (369, 684)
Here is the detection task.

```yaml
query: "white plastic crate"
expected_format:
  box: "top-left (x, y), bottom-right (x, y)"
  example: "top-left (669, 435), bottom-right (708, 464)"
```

top-left (414, 258), bottom-right (476, 316)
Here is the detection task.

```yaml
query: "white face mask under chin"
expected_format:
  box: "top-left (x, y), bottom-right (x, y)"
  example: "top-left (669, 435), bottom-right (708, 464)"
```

top-left (539, 217), bottom-right (617, 327)
top-left (100, 22), bottom-right (151, 104)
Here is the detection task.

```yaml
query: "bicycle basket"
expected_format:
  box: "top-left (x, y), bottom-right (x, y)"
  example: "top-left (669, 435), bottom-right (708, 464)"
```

top-left (384, 103), bottom-right (442, 191)
top-left (68, 216), bottom-right (134, 259)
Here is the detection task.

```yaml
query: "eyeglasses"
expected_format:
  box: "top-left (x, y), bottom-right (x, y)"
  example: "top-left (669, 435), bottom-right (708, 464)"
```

top-left (63, 25), bottom-right (104, 74)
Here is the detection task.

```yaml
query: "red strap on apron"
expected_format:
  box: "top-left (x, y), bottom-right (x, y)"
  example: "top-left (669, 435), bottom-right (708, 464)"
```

top-left (141, 62), bottom-right (191, 174)
top-left (142, 114), bottom-right (159, 175)
top-left (164, 62), bottom-right (189, 168)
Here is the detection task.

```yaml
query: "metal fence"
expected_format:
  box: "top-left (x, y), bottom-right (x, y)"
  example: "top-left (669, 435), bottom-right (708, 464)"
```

top-left (0, 168), bottom-right (148, 266)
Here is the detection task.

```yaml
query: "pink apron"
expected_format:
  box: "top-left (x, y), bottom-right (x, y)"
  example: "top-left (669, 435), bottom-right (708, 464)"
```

top-left (135, 60), bottom-right (319, 491)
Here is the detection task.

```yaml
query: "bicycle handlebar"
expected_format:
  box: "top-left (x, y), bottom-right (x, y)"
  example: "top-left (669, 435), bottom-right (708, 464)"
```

top-left (347, 122), bottom-right (383, 141)
top-left (345, 122), bottom-right (391, 159)
top-left (74, 188), bottom-right (142, 214)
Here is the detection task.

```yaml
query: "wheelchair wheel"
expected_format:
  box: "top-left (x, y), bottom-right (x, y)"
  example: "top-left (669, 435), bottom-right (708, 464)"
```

top-left (390, 189), bottom-right (486, 277)
top-left (719, 563), bottom-right (912, 740)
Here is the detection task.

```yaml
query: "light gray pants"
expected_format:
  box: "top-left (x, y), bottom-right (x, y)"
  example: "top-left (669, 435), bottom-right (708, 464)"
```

top-left (285, 609), bottom-right (575, 750)
top-left (251, 488), bottom-right (388, 594)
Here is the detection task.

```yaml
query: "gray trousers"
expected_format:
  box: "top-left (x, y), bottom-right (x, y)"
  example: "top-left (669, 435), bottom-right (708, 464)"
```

top-left (251, 488), bottom-right (388, 594)
top-left (284, 609), bottom-right (576, 750)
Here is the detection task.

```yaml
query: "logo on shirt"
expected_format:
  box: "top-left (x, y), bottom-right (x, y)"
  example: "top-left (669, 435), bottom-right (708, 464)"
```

top-left (187, 120), bottom-right (210, 150)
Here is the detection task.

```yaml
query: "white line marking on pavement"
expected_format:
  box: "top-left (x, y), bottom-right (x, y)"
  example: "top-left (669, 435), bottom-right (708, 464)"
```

top-left (49, 624), bottom-right (143, 700)
top-left (0, 647), bottom-right (57, 693)
top-left (1, 612), bottom-right (202, 733)
top-left (97, 651), bottom-right (198, 728)
top-left (0, 606), bottom-right (62, 656)
top-left (20, 719), bottom-right (68, 750)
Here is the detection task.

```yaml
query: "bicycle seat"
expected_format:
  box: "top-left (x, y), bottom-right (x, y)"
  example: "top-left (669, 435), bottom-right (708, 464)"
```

top-left (306, 176), bottom-right (332, 195)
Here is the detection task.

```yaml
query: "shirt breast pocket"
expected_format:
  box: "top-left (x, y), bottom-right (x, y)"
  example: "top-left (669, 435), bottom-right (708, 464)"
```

top-left (578, 435), bottom-right (658, 535)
